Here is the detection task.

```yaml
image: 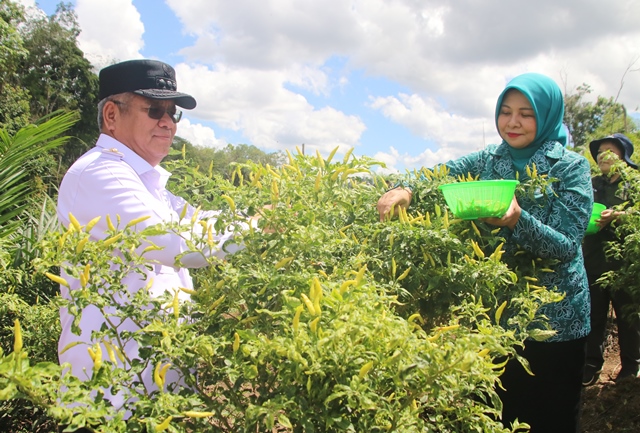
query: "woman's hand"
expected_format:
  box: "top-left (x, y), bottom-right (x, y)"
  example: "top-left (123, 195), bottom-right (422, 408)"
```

top-left (377, 187), bottom-right (413, 221)
top-left (480, 196), bottom-right (521, 230)
top-left (596, 208), bottom-right (624, 228)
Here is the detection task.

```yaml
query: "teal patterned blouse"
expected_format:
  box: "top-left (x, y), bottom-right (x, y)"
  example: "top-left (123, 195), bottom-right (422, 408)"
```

top-left (445, 140), bottom-right (593, 342)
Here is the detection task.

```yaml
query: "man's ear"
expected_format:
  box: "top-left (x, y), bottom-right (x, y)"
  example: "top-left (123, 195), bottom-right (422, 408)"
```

top-left (103, 101), bottom-right (119, 132)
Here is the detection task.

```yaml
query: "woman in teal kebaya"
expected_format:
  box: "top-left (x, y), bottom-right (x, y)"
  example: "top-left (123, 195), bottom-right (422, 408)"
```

top-left (377, 73), bottom-right (593, 432)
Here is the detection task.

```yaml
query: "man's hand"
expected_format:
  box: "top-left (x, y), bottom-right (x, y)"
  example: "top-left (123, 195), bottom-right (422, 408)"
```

top-left (377, 187), bottom-right (413, 221)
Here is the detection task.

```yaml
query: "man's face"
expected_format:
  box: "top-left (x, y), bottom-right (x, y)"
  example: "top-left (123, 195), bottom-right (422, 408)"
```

top-left (110, 94), bottom-right (178, 166)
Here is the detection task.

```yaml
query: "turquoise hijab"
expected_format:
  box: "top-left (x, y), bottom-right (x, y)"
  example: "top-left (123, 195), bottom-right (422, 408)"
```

top-left (494, 73), bottom-right (567, 170)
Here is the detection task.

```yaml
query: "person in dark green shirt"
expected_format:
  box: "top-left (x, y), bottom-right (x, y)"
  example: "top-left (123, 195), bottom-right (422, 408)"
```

top-left (377, 73), bottom-right (593, 433)
top-left (582, 133), bottom-right (640, 386)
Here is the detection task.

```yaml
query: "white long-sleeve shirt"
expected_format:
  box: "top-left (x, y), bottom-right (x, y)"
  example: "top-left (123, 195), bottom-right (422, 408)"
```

top-left (56, 133), bottom-right (242, 408)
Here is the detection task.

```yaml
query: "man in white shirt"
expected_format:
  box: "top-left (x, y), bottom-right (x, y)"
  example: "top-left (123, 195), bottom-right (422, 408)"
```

top-left (56, 59), bottom-right (245, 430)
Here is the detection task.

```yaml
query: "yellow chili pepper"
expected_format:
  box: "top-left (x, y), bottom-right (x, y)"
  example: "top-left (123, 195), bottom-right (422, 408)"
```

top-left (210, 295), bottom-right (226, 312)
top-left (301, 294), bottom-right (316, 316)
top-left (495, 300), bottom-right (507, 323)
top-left (266, 165), bottom-right (280, 179)
top-left (154, 362), bottom-right (164, 388)
top-left (183, 411), bottom-right (214, 418)
top-left (220, 195), bottom-right (236, 213)
top-left (60, 341), bottom-right (83, 355)
top-left (330, 167), bottom-right (344, 181)
top-left (292, 305), bottom-right (303, 334)
top-left (471, 240), bottom-right (485, 259)
top-left (179, 203), bottom-right (188, 221)
top-left (326, 146), bottom-right (339, 164)
top-left (342, 147), bottom-right (354, 163)
top-left (311, 277), bottom-right (322, 302)
top-left (435, 324), bottom-right (460, 332)
top-left (142, 245), bottom-right (164, 254)
top-left (309, 316), bottom-right (320, 334)
top-left (397, 267), bottom-right (411, 281)
top-left (316, 149), bottom-right (325, 169)
top-left (339, 280), bottom-right (356, 294)
top-left (103, 340), bottom-right (117, 365)
top-left (470, 221), bottom-right (481, 237)
top-left (159, 363), bottom-right (171, 382)
top-left (155, 416), bottom-right (172, 431)
top-left (68, 212), bottom-right (82, 231)
top-left (45, 272), bottom-right (70, 288)
top-left (87, 347), bottom-right (96, 362)
top-left (358, 360), bottom-right (374, 379)
top-left (103, 233), bottom-right (123, 247)
top-left (274, 256), bottom-right (294, 269)
top-left (113, 345), bottom-right (126, 363)
top-left (233, 332), bottom-right (240, 353)
top-left (491, 242), bottom-right (505, 262)
top-left (85, 216), bottom-right (101, 233)
top-left (172, 290), bottom-right (180, 321)
top-left (82, 263), bottom-right (90, 284)
top-left (125, 215), bottom-right (151, 228)
top-left (179, 287), bottom-right (198, 295)
top-left (106, 214), bottom-right (116, 231)
top-left (407, 313), bottom-right (422, 324)
top-left (314, 170), bottom-right (322, 192)
top-left (92, 344), bottom-right (103, 371)
top-left (75, 236), bottom-right (89, 254)
top-left (13, 319), bottom-right (22, 353)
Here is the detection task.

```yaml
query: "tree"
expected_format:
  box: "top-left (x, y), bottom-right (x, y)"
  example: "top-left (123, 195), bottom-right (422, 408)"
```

top-left (168, 137), bottom-right (286, 179)
top-left (19, 2), bottom-right (98, 170)
top-left (563, 84), bottom-right (628, 151)
top-left (0, 0), bottom-right (30, 135)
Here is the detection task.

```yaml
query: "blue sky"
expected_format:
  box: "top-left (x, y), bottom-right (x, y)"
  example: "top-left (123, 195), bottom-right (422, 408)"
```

top-left (28, 0), bottom-right (640, 173)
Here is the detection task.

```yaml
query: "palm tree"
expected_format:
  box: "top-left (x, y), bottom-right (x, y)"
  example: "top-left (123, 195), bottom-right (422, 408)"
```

top-left (0, 110), bottom-right (77, 238)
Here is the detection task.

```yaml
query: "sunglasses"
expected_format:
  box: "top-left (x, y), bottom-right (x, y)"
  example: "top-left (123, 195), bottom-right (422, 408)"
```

top-left (111, 100), bottom-right (183, 123)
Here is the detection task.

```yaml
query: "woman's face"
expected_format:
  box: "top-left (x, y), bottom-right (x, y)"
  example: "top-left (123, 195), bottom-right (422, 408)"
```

top-left (497, 89), bottom-right (537, 149)
top-left (597, 141), bottom-right (624, 175)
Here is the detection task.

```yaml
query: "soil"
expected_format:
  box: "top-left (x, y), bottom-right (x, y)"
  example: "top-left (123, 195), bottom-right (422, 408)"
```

top-left (580, 322), bottom-right (640, 432)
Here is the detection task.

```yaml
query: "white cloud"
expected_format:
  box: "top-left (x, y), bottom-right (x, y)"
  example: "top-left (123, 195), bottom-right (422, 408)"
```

top-left (167, 0), bottom-right (361, 68)
top-left (177, 63), bottom-right (366, 154)
top-left (75, 0), bottom-right (144, 69)
top-left (176, 118), bottom-right (227, 149)
top-left (369, 93), bottom-right (501, 156)
top-left (164, 0), bottom-right (640, 156)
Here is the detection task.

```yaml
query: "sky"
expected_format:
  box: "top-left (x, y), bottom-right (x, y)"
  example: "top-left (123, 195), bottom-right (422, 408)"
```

top-left (20, 0), bottom-right (640, 173)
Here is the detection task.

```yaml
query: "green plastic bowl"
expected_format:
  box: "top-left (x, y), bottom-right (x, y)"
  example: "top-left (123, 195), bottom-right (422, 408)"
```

top-left (438, 180), bottom-right (519, 220)
top-left (585, 203), bottom-right (606, 235)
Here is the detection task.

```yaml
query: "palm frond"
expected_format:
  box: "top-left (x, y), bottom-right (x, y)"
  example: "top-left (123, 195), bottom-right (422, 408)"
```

top-left (0, 110), bottom-right (79, 238)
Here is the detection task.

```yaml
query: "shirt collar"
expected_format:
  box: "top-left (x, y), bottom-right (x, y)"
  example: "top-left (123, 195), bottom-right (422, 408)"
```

top-left (95, 134), bottom-right (172, 184)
